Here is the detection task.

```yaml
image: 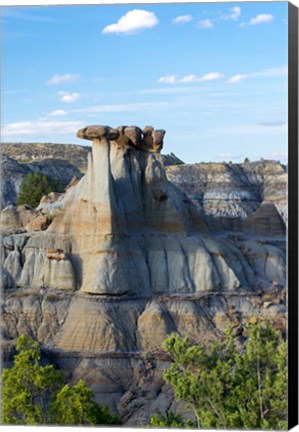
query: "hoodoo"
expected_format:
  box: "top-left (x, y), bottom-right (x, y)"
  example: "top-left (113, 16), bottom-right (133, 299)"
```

top-left (2, 125), bottom-right (286, 296)
top-left (1, 125), bottom-right (286, 425)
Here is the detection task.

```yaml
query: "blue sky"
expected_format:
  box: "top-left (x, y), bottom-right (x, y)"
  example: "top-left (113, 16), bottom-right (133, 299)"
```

top-left (1, 2), bottom-right (288, 163)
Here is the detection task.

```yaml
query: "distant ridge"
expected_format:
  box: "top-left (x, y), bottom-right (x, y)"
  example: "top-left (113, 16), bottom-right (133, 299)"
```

top-left (1, 142), bottom-right (91, 172)
top-left (1, 142), bottom-right (184, 172)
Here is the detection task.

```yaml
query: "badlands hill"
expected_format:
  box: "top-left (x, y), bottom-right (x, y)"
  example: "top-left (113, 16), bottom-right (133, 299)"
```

top-left (1, 142), bottom-right (91, 172)
top-left (1, 126), bottom-right (287, 426)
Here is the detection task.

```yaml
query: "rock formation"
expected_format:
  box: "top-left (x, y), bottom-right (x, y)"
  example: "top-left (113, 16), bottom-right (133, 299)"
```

top-left (166, 161), bottom-right (287, 224)
top-left (0, 152), bottom-right (82, 209)
top-left (1, 125), bottom-right (286, 425)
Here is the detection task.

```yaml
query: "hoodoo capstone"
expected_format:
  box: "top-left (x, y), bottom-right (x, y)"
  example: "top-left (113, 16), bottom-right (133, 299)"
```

top-left (76, 124), bottom-right (166, 153)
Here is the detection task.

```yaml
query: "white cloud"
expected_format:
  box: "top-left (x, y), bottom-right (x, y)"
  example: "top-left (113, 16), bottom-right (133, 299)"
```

top-left (230, 6), bottom-right (241, 20)
top-left (227, 66), bottom-right (287, 84)
top-left (180, 74), bottom-right (197, 83)
top-left (197, 19), bottom-right (213, 29)
top-left (249, 14), bottom-right (274, 25)
top-left (199, 72), bottom-right (224, 82)
top-left (172, 14), bottom-right (193, 24)
top-left (47, 74), bottom-right (79, 85)
top-left (58, 91), bottom-right (80, 103)
top-left (158, 72), bottom-right (224, 84)
top-left (102, 9), bottom-right (158, 35)
top-left (1, 120), bottom-right (83, 138)
top-left (221, 6), bottom-right (241, 20)
top-left (158, 75), bottom-right (177, 84)
top-left (226, 74), bottom-right (248, 83)
top-left (49, 109), bottom-right (68, 116)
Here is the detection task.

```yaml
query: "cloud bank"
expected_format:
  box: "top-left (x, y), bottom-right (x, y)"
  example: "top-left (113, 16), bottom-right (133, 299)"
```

top-left (2, 120), bottom-right (83, 138)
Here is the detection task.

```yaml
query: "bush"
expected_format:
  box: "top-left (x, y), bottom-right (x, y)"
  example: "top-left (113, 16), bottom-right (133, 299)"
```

top-left (1, 335), bottom-right (121, 426)
top-left (17, 172), bottom-right (62, 208)
top-left (153, 319), bottom-right (287, 429)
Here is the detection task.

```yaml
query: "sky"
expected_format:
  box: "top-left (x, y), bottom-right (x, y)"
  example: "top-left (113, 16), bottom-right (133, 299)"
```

top-left (1, 2), bottom-right (288, 163)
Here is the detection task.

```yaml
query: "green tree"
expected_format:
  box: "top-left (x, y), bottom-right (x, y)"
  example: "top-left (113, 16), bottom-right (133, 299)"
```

top-left (17, 172), bottom-right (62, 208)
top-left (1, 335), bottom-right (121, 426)
top-left (49, 380), bottom-right (120, 426)
top-left (150, 411), bottom-right (195, 428)
top-left (157, 319), bottom-right (287, 430)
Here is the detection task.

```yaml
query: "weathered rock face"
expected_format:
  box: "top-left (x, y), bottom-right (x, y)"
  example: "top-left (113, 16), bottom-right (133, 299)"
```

top-left (166, 161), bottom-right (287, 225)
top-left (0, 205), bottom-right (37, 231)
top-left (1, 125), bottom-right (286, 425)
top-left (0, 153), bottom-right (30, 210)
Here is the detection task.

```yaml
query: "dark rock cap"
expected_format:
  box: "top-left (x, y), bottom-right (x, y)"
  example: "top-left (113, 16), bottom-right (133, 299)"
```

top-left (77, 126), bottom-right (119, 141)
top-left (77, 125), bottom-right (166, 153)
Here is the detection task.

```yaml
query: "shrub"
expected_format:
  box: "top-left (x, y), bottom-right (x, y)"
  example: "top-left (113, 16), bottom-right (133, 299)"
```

top-left (152, 319), bottom-right (287, 429)
top-left (1, 335), bottom-right (121, 426)
top-left (17, 172), bottom-right (62, 208)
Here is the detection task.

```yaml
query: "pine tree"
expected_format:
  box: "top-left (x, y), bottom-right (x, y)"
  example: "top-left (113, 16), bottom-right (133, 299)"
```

top-left (17, 172), bottom-right (62, 208)
top-left (156, 319), bottom-right (287, 429)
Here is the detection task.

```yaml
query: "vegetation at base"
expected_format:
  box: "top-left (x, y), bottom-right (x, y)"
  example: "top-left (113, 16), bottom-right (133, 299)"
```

top-left (150, 411), bottom-right (195, 428)
top-left (17, 171), bottom-right (62, 208)
top-left (150, 318), bottom-right (287, 429)
top-left (1, 335), bottom-right (121, 426)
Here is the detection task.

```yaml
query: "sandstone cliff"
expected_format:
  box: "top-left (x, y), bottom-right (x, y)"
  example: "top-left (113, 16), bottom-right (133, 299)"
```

top-left (1, 125), bottom-right (286, 425)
